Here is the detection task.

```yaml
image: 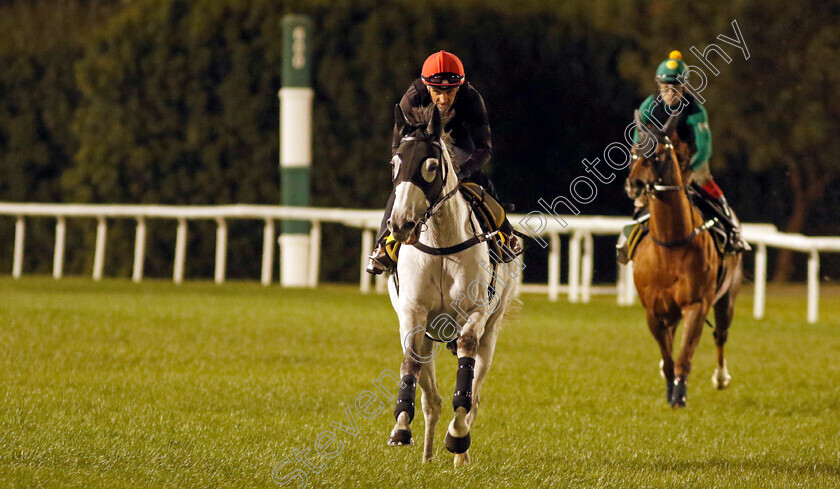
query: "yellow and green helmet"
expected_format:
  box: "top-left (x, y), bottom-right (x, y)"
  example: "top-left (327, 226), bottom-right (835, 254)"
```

top-left (655, 51), bottom-right (688, 84)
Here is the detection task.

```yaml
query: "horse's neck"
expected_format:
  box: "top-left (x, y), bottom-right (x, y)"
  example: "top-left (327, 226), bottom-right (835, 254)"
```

top-left (421, 152), bottom-right (472, 247)
top-left (649, 161), bottom-right (695, 243)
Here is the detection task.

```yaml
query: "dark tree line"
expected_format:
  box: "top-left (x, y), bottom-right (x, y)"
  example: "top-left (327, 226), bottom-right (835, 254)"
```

top-left (0, 0), bottom-right (837, 282)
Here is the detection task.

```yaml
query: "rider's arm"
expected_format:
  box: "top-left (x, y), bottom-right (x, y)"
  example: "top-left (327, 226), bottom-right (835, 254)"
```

top-left (458, 91), bottom-right (492, 178)
top-left (392, 83), bottom-right (422, 155)
top-left (686, 105), bottom-right (712, 171)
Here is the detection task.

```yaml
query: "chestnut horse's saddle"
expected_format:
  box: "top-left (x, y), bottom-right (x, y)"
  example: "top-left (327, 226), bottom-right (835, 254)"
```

top-left (622, 187), bottom-right (731, 260)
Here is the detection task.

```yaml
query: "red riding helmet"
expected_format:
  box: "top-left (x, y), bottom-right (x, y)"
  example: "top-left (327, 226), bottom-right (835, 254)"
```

top-left (421, 50), bottom-right (465, 89)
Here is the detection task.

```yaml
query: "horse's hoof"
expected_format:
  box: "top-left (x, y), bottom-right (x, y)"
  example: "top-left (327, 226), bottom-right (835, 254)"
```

top-left (388, 429), bottom-right (414, 446)
top-left (712, 371), bottom-right (731, 390)
top-left (453, 450), bottom-right (471, 467)
top-left (712, 361), bottom-right (731, 390)
top-left (670, 379), bottom-right (687, 408)
top-left (444, 431), bottom-right (471, 454)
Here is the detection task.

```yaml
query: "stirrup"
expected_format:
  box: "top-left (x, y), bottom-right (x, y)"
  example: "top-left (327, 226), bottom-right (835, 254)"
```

top-left (616, 242), bottom-right (631, 265)
top-left (729, 230), bottom-right (751, 253)
top-left (500, 234), bottom-right (523, 263)
top-left (365, 245), bottom-right (394, 275)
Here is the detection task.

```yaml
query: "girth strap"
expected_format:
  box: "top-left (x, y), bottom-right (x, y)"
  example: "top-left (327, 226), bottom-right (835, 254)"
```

top-left (410, 230), bottom-right (498, 256)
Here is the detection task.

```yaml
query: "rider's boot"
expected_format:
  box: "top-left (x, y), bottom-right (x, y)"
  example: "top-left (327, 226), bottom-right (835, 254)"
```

top-left (700, 180), bottom-right (749, 253)
top-left (616, 205), bottom-right (647, 265)
top-left (499, 220), bottom-right (523, 262)
top-left (714, 195), bottom-right (750, 252)
top-left (366, 239), bottom-right (396, 275)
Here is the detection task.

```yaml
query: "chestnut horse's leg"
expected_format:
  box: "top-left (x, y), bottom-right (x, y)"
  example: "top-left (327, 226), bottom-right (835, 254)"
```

top-left (672, 303), bottom-right (711, 407)
top-left (712, 291), bottom-right (735, 389)
top-left (646, 311), bottom-right (676, 403)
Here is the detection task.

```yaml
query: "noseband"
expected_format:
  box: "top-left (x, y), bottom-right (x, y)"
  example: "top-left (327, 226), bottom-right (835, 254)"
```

top-left (637, 140), bottom-right (687, 196)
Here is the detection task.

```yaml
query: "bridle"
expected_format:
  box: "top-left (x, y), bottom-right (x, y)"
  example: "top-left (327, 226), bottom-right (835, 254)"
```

top-left (395, 133), bottom-right (460, 232)
top-left (635, 138), bottom-right (688, 196)
top-left (634, 137), bottom-right (716, 249)
top-left (392, 132), bottom-right (497, 256)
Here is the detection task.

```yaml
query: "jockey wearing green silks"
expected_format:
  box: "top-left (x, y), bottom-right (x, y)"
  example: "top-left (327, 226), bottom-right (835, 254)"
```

top-left (618, 50), bottom-right (748, 263)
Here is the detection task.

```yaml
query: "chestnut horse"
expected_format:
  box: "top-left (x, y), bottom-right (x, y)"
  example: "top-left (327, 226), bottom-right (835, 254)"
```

top-left (625, 112), bottom-right (742, 408)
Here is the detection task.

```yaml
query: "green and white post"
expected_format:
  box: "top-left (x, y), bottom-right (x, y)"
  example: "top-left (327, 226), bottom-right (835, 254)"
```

top-left (279, 15), bottom-right (314, 287)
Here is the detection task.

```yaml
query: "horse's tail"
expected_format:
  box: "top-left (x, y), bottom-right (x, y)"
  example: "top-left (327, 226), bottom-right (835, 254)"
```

top-left (500, 296), bottom-right (522, 325)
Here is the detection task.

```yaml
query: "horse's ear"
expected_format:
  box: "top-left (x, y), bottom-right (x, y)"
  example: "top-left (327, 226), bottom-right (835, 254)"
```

top-left (395, 104), bottom-right (407, 134)
top-left (428, 105), bottom-right (442, 139)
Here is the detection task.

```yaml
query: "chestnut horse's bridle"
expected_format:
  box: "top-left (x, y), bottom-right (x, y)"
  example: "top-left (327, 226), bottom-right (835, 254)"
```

top-left (638, 139), bottom-right (716, 249)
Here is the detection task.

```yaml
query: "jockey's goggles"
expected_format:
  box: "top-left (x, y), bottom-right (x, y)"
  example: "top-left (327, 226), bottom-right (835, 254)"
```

top-left (422, 73), bottom-right (464, 89)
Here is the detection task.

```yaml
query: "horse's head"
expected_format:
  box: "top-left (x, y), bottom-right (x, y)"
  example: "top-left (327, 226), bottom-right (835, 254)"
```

top-left (625, 111), bottom-right (686, 200)
top-left (388, 104), bottom-right (452, 244)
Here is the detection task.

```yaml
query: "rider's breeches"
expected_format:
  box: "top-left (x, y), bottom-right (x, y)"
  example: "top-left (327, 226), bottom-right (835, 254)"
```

top-left (691, 165), bottom-right (725, 200)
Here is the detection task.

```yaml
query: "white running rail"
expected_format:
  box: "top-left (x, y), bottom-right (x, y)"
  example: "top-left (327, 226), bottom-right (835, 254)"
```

top-left (1, 202), bottom-right (837, 323)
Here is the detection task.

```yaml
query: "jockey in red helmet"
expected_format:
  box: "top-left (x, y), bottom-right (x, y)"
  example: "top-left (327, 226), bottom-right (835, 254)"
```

top-left (366, 50), bottom-right (520, 274)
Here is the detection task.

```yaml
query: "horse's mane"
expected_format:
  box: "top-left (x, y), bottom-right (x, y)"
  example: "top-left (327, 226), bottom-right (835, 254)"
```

top-left (406, 105), bottom-right (456, 168)
top-left (642, 121), bottom-right (692, 173)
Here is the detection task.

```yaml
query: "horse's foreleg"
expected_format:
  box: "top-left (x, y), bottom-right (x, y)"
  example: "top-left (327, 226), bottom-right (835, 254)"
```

top-left (647, 312), bottom-right (676, 403)
top-left (673, 302), bottom-right (710, 407)
top-left (445, 311), bottom-right (487, 464)
top-left (417, 345), bottom-right (441, 462)
top-left (388, 312), bottom-right (428, 447)
top-left (712, 292), bottom-right (734, 389)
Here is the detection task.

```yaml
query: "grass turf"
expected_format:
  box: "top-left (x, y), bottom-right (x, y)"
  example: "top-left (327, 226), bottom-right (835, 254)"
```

top-left (1, 277), bottom-right (839, 488)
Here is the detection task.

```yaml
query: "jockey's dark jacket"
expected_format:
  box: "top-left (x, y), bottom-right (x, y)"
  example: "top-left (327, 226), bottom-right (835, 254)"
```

top-left (391, 79), bottom-right (492, 178)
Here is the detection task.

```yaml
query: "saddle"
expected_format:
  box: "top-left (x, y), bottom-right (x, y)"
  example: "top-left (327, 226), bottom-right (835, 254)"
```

top-left (621, 187), bottom-right (734, 261)
top-left (384, 182), bottom-right (517, 266)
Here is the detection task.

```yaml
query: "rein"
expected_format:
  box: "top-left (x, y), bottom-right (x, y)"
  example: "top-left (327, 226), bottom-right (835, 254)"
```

top-left (651, 183), bottom-right (686, 192)
top-left (399, 134), bottom-right (491, 257)
top-left (642, 143), bottom-right (710, 249)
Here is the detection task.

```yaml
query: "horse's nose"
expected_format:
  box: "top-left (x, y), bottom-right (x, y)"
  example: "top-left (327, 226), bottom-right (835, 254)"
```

top-left (393, 220), bottom-right (417, 235)
top-left (625, 178), bottom-right (643, 198)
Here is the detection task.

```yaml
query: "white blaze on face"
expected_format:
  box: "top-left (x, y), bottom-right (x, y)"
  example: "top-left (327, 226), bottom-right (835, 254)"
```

top-left (391, 155), bottom-right (401, 180)
top-left (391, 182), bottom-right (427, 237)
